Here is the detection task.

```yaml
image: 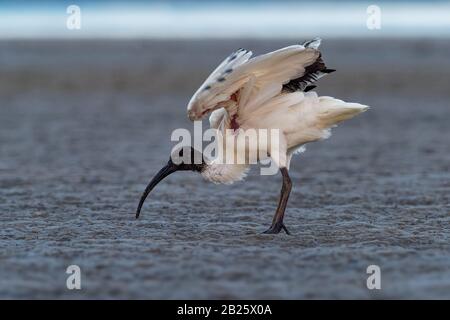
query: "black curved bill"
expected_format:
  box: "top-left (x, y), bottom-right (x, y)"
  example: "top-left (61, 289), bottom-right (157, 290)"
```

top-left (135, 163), bottom-right (178, 219)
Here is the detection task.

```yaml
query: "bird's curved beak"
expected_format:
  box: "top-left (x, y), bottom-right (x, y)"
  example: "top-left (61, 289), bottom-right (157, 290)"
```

top-left (135, 162), bottom-right (178, 219)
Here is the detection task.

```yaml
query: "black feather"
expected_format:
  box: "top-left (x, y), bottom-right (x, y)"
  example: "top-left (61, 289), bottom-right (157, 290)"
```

top-left (283, 53), bottom-right (335, 93)
top-left (304, 85), bottom-right (316, 92)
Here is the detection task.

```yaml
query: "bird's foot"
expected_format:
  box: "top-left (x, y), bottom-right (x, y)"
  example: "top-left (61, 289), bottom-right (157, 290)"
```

top-left (262, 221), bottom-right (291, 235)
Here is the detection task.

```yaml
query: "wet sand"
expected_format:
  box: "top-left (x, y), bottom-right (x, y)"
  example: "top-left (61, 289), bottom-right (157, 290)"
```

top-left (0, 39), bottom-right (449, 299)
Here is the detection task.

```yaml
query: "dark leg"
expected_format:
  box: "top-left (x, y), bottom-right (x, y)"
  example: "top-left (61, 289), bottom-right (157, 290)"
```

top-left (263, 167), bottom-right (292, 235)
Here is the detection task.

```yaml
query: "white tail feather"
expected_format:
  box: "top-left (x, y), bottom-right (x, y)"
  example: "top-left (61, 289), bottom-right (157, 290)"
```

top-left (317, 97), bottom-right (369, 128)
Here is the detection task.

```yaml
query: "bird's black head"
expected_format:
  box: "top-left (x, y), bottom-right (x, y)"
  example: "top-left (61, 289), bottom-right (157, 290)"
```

top-left (169, 146), bottom-right (206, 172)
top-left (135, 146), bottom-right (205, 218)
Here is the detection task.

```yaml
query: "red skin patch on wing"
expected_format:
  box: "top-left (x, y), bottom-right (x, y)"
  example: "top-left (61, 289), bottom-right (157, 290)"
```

top-left (230, 114), bottom-right (239, 131)
top-left (230, 92), bottom-right (239, 131)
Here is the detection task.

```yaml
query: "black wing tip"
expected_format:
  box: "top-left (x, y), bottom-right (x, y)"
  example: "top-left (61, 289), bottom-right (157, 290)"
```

top-left (283, 57), bottom-right (334, 93)
top-left (302, 37), bottom-right (322, 49)
top-left (304, 85), bottom-right (317, 92)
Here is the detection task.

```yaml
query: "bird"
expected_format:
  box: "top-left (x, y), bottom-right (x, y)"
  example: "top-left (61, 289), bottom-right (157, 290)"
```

top-left (135, 38), bottom-right (369, 234)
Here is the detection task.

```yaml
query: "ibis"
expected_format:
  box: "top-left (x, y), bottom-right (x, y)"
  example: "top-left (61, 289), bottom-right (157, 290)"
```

top-left (136, 38), bottom-right (369, 234)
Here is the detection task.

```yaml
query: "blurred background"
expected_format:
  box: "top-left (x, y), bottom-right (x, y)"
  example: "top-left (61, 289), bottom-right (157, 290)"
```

top-left (0, 0), bottom-right (449, 299)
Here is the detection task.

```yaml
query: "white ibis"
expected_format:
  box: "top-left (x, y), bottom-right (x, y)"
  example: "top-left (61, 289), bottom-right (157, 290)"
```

top-left (136, 38), bottom-right (369, 234)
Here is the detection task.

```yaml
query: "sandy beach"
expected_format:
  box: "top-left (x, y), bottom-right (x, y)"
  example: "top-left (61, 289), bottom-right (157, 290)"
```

top-left (0, 38), bottom-right (449, 299)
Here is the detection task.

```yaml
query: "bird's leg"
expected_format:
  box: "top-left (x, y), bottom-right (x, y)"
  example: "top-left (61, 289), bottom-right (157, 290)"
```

top-left (263, 167), bottom-right (292, 235)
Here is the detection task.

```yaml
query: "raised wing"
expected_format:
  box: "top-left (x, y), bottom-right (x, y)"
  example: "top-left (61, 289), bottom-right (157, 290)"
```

top-left (187, 39), bottom-right (334, 127)
top-left (233, 43), bottom-right (320, 114)
top-left (187, 48), bottom-right (253, 121)
top-left (200, 48), bottom-right (253, 92)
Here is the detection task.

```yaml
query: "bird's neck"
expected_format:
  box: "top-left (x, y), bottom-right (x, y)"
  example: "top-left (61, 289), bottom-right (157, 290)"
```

top-left (200, 160), bottom-right (249, 184)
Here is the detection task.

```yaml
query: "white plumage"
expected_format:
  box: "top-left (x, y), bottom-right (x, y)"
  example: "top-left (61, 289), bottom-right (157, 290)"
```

top-left (188, 38), bottom-right (369, 184)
